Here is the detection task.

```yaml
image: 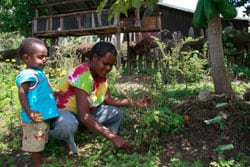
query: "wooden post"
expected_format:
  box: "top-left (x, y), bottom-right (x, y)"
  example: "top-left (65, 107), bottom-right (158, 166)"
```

top-left (49, 38), bottom-right (57, 68)
top-left (91, 12), bottom-right (95, 28)
top-left (135, 9), bottom-right (140, 27)
top-left (35, 8), bottom-right (39, 17)
top-left (33, 9), bottom-right (38, 34)
top-left (97, 12), bottom-right (102, 27)
top-left (126, 32), bottom-right (131, 74)
top-left (116, 31), bottom-right (121, 69)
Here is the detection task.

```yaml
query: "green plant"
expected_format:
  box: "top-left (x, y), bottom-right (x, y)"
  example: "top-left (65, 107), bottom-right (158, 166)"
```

top-left (210, 153), bottom-right (250, 167)
top-left (152, 36), bottom-right (208, 85)
top-left (0, 60), bottom-right (22, 166)
top-left (170, 158), bottom-right (202, 167)
top-left (0, 32), bottom-right (24, 51)
top-left (138, 107), bottom-right (183, 138)
top-left (179, 50), bottom-right (208, 84)
top-left (231, 64), bottom-right (250, 81)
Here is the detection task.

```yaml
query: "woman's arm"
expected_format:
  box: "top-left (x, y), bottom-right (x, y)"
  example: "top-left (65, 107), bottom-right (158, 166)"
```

top-left (74, 87), bottom-right (130, 148)
top-left (104, 89), bottom-right (132, 107)
top-left (104, 88), bottom-right (151, 108)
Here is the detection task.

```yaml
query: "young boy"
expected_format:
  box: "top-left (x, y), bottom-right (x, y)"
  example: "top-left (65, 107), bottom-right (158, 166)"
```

top-left (16, 37), bottom-right (59, 167)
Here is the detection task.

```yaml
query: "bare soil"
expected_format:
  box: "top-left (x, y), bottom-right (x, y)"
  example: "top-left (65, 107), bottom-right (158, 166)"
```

top-left (159, 97), bottom-right (250, 166)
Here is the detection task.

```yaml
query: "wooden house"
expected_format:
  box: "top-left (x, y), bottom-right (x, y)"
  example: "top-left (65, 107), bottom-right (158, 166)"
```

top-left (32, 0), bottom-right (161, 38)
top-left (32, 1), bottom-right (249, 68)
top-left (158, 2), bottom-right (249, 38)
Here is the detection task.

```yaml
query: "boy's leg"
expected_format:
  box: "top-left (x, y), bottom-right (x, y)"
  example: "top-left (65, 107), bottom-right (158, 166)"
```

top-left (22, 122), bottom-right (49, 166)
top-left (49, 109), bottom-right (79, 153)
top-left (31, 152), bottom-right (42, 167)
top-left (92, 104), bottom-right (123, 134)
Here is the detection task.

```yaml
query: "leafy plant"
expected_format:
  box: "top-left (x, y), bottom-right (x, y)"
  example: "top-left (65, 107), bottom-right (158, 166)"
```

top-left (152, 36), bottom-right (208, 85)
top-left (170, 158), bottom-right (202, 167)
top-left (231, 64), bottom-right (250, 80)
top-left (138, 107), bottom-right (184, 137)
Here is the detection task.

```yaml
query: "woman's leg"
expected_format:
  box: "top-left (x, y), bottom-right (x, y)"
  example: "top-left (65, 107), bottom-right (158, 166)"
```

top-left (49, 109), bottom-right (79, 153)
top-left (92, 105), bottom-right (123, 134)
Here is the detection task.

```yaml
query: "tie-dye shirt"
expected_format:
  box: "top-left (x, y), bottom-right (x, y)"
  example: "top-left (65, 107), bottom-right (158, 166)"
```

top-left (56, 62), bottom-right (108, 114)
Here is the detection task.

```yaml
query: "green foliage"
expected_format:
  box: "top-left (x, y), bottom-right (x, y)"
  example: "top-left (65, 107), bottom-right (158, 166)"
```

top-left (152, 70), bottom-right (163, 88)
top-left (42, 39), bottom-right (83, 85)
top-left (179, 50), bottom-right (208, 83)
top-left (231, 64), bottom-right (250, 80)
top-left (138, 107), bottom-right (183, 137)
top-left (107, 67), bottom-right (122, 93)
top-left (222, 28), bottom-right (240, 57)
top-left (222, 28), bottom-right (250, 80)
top-left (97, 0), bottom-right (159, 20)
top-left (152, 36), bottom-right (208, 85)
top-left (0, 61), bottom-right (21, 157)
top-left (210, 153), bottom-right (250, 167)
top-left (170, 158), bottom-right (203, 167)
top-left (0, 0), bottom-right (42, 36)
top-left (0, 32), bottom-right (24, 51)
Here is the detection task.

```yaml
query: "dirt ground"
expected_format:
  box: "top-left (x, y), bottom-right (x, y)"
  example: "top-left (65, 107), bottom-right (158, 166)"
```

top-left (159, 97), bottom-right (250, 166)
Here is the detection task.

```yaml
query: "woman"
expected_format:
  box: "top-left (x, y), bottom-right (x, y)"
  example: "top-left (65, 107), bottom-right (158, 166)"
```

top-left (50, 41), bottom-right (151, 153)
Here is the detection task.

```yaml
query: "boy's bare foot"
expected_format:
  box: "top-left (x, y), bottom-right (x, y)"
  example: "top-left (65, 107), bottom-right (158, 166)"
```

top-left (41, 157), bottom-right (53, 163)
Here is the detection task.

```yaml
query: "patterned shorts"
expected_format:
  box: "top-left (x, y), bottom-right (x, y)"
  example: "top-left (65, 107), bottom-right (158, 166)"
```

top-left (22, 121), bottom-right (49, 152)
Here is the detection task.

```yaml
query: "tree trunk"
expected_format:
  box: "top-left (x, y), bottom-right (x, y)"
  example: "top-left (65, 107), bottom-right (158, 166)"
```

top-left (207, 14), bottom-right (235, 98)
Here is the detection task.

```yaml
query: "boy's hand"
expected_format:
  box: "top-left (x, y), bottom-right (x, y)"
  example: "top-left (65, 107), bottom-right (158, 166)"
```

top-left (30, 112), bottom-right (43, 122)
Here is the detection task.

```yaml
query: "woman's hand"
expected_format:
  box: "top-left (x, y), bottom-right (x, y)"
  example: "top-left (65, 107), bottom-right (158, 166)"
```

top-left (110, 134), bottom-right (131, 149)
top-left (133, 97), bottom-right (152, 108)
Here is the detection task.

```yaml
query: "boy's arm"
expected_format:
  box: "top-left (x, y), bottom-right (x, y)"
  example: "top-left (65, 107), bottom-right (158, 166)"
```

top-left (18, 82), bottom-right (42, 122)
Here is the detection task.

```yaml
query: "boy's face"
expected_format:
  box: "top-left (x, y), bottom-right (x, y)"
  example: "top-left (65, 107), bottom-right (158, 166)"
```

top-left (24, 43), bottom-right (48, 70)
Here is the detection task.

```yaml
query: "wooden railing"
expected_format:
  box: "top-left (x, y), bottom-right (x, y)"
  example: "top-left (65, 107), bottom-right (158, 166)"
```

top-left (32, 10), bottom-right (161, 37)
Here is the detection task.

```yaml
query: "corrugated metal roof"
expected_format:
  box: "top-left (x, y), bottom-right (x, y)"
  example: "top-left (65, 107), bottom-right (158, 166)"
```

top-left (158, 1), bottom-right (250, 20)
top-left (158, 1), bottom-right (194, 14)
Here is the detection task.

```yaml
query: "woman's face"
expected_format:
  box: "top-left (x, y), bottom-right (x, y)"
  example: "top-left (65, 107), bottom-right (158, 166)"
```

top-left (91, 52), bottom-right (116, 78)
